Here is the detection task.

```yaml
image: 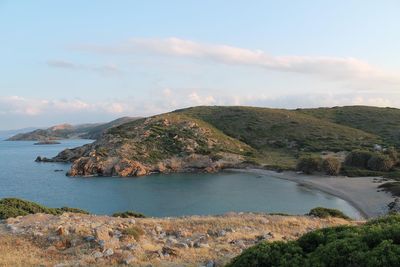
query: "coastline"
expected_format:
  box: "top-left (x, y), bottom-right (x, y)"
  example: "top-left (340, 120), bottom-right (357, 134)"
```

top-left (227, 168), bottom-right (395, 219)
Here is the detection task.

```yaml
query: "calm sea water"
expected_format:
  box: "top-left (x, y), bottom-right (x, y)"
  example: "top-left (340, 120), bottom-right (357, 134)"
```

top-left (0, 140), bottom-right (361, 218)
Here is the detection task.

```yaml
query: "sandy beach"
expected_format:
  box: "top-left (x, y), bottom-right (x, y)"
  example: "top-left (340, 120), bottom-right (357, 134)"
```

top-left (228, 168), bottom-right (395, 219)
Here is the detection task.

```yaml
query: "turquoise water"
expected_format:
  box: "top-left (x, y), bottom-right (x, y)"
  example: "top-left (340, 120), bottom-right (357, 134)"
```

top-left (0, 140), bottom-right (361, 218)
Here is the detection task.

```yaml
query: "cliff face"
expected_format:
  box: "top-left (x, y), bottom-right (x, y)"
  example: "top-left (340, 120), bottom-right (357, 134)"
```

top-left (45, 113), bottom-right (254, 177)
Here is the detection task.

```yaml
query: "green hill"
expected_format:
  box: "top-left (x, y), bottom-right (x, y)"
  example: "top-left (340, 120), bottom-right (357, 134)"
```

top-left (298, 106), bottom-right (400, 146)
top-left (42, 105), bottom-right (400, 177)
top-left (175, 106), bottom-right (380, 152)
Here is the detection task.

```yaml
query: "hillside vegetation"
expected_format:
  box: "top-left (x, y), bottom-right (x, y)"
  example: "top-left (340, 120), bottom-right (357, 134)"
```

top-left (42, 105), bottom-right (400, 177)
top-left (0, 198), bottom-right (88, 219)
top-left (298, 106), bottom-right (400, 146)
top-left (228, 214), bottom-right (400, 267)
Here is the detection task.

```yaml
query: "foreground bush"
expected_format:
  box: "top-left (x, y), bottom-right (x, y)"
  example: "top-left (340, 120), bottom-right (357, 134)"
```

top-left (308, 207), bottom-right (350, 219)
top-left (321, 157), bottom-right (341, 175)
top-left (296, 156), bottom-right (321, 174)
top-left (0, 198), bottom-right (88, 219)
top-left (112, 211), bottom-right (146, 218)
top-left (228, 214), bottom-right (400, 267)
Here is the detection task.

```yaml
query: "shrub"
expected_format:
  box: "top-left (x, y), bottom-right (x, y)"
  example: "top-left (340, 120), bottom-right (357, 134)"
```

top-left (227, 241), bottom-right (305, 267)
top-left (296, 156), bottom-right (321, 174)
top-left (59, 207), bottom-right (89, 214)
top-left (0, 198), bottom-right (89, 219)
top-left (344, 150), bottom-right (374, 168)
top-left (367, 154), bottom-right (394, 171)
top-left (228, 214), bottom-right (400, 267)
top-left (112, 211), bottom-right (146, 218)
top-left (307, 207), bottom-right (350, 219)
top-left (385, 147), bottom-right (398, 164)
top-left (321, 157), bottom-right (342, 175)
top-left (122, 226), bottom-right (145, 240)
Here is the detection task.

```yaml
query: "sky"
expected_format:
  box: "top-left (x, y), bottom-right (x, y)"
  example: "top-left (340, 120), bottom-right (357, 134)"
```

top-left (1, 1), bottom-right (400, 130)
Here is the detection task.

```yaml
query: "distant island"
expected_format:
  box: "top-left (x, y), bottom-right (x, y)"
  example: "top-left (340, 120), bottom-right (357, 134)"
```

top-left (7, 117), bottom-right (140, 141)
top-left (35, 105), bottom-right (400, 181)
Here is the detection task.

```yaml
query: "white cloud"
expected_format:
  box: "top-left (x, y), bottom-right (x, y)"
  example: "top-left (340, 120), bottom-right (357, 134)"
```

top-left (75, 37), bottom-right (400, 90)
top-left (47, 60), bottom-right (122, 76)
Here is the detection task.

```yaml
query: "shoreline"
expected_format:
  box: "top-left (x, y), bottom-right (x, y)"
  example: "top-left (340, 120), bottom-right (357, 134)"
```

top-left (227, 168), bottom-right (395, 219)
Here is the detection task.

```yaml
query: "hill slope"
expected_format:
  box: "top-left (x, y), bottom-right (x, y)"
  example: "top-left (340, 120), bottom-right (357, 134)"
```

top-left (7, 117), bottom-right (140, 141)
top-left (43, 112), bottom-right (254, 176)
top-left (40, 105), bottom-right (395, 177)
top-left (297, 106), bottom-right (400, 146)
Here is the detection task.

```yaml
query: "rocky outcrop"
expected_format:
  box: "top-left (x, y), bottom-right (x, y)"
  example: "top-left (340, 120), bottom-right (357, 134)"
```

top-left (388, 198), bottom-right (400, 213)
top-left (42, 113), bottom-right (254, 177)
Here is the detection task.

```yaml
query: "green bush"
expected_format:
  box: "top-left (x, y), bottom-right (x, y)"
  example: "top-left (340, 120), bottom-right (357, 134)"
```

top-left (228, 215), bottom-right (400, 267)
top-left (344, 150), bottom-right (374, 168)
top-left (321, 157), bottom-right (342, 175)
top-left (307, 207), bottom-right (350, 219)
top-left (296, 156), bottom-right (321, 174)
top-left (112, 211), bottom-right (146, 218)
top-left (367, 154), bottom-right (394, 172)
top-left (0, 198), bottom-right (89, 219)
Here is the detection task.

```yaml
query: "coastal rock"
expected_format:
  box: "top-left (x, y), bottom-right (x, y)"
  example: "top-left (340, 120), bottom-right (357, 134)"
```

top-left (388, 198), bottom-right (400, 213)
top-left (47, 113), bottom-right (251, 177)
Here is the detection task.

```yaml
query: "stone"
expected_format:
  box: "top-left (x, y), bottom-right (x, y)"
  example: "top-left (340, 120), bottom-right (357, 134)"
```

top-left (235, 240), bottom-right (246, 249)
top-left (56, 226), bottom-right (67, 236)
top-left (256, 232), bottom-right (274, 242)
top-left (194, 242), bottom-right (210, 248)
top-left (175, 242), bottom-right (189, 249)
top-left (217, 230), bottom-right (227, 237)
top-left (113, 230), bottom-right (122, 239)
top-left (47, 236), bottom-right (60, 242)
top-left (162, 246), bottom-right (178, 256)
top-left (122, 255), bottom-right (136, 265)
top-left (95, 226), bottom-right (112, 241)
top-left (166, 237), bottom-right (178, 246)
top-left (93, 251), bottom-right (103, 259)
top-left (155, 225), bottom-right (163, 233)
top-left (103, 248), bottom-right (114, 257)
top-left (205, 260), bottom-right (215, 267)
top-left (84, 235), bottom-right (96, 242)
top-left (125, 243), bottom-right (138, 251)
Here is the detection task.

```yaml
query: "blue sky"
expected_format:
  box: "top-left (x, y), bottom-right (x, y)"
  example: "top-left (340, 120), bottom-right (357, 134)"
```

top-left (1, 1), bottom-right (400, 130)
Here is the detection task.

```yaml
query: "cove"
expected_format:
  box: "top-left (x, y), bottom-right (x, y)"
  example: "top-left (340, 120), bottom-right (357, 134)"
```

top-left (0, 139), bottom-right (361, 219)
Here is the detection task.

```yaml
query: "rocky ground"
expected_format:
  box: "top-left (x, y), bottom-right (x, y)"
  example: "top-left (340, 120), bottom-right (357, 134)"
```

top-left (0, 212), bottom-right (358, 267)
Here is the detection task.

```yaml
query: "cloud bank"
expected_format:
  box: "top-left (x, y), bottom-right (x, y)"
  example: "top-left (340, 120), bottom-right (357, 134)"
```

top-left (76, 37), bottom-right (400, 90)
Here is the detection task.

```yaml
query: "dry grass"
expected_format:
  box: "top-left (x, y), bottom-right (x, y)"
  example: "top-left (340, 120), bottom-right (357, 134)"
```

top-left (1, 213), bottom-right (359, 266)
top-left (0, 233), bottom-right (71, 267)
